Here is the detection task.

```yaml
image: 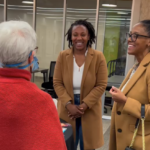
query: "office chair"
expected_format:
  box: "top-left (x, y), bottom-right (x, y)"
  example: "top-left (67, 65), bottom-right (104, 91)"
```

top-left (41, 61), bottom-right (57, 98)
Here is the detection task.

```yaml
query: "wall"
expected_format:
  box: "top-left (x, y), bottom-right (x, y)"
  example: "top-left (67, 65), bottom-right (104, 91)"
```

top-left (7, 10), bottom-right (33, 26)
top-left (140, 0), bottom-right (150, 20)
top-left (0, 0), bottom-right (133, 78)
top-left (36, 17), bottom-right (63, 71)
top-left (0, 7), bottom-right (3, 22)
top-left (96, 12), bottom-right (106, 52)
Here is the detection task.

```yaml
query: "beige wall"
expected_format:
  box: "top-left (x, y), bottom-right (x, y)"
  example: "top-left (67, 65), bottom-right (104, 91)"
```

top-left (0, 6), bottom-right (3, 23)
top-left (140, 0), bottom-right (150, 20)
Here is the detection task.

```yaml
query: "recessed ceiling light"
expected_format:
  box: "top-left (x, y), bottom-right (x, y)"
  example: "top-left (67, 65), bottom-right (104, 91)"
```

top-left (117, 12), bottom-right (128, 15)
top-left (22, 1), bottom-right (33, 4)
top-left (102, 4), bottom-right (117, 7)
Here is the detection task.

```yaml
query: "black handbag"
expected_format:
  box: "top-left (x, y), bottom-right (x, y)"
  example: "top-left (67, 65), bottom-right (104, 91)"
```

top-left (125, 105), bottom-right (145, 150)
top-left (125, 147), bottom-right (135, 150)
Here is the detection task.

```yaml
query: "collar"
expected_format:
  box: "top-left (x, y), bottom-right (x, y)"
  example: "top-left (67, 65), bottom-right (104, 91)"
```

top-left (139, 52), bottom-right (150, 67)
top-left (66, 47), bottom-right (94, 56)
top-left (0, 68), bottom-right (31, 81)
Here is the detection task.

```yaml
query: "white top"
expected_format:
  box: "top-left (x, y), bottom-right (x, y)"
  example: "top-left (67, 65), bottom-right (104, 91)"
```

top-left (73, 50), bottom-right (88, 94)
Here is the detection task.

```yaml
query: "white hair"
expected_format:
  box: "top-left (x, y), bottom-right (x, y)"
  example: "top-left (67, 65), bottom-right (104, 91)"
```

top-left (0, 21), bottom-right (36, 65)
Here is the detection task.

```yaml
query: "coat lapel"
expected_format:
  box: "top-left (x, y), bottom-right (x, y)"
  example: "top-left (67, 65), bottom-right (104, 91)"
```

top-left (122, 53), bottom-right (150, 96)
top-left (80, 48), bottom-right (94, 98)
top-left (66, 49), bottom-right (74, 98)
top-left (122, 66), bottom-right (146, 95)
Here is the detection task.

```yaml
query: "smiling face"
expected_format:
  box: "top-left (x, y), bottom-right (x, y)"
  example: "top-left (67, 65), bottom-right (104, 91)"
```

top-left (128, 23), bottom-right (150, 57)
top-left (71, 25), bottom-right (90, 51)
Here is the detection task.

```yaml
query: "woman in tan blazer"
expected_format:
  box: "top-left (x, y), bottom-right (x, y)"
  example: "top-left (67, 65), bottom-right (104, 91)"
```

top-left (53, 19), bottom-right (108, 150)
top-left (109, 20), bottom-right (150, 150)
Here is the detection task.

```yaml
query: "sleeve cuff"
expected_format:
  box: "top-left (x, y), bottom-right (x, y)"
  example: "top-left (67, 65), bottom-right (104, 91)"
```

top-left (122, 97), bottom-right (141, 119)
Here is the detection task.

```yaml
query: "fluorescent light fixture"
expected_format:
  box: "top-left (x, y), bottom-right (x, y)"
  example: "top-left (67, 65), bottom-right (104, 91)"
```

top-left (117, 12), bottom-right (128, 15)
top-left (102, 4), bottom-right (117, 7)
top-left (102, 0), bottom-right (117, 7)
top-left (22, 1), bottom-right (33, 4)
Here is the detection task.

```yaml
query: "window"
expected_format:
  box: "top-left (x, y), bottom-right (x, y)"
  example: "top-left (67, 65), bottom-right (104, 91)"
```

top-left (36, 0), bottom-right (64, 76)
top-left (7, 0), bottom-right (33, 26)
top-left (64, 0), bottom-right (97, 50)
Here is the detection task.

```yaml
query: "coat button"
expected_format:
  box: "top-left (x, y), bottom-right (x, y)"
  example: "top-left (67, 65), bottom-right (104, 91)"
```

top-left (118, 129), bottom-right (122, 133)
top-left (117, 111), bottom-right (121, 115)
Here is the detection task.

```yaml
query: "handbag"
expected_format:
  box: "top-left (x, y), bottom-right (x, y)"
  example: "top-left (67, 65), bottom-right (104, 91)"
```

top-left (125, 105), bottom-right (145, 150)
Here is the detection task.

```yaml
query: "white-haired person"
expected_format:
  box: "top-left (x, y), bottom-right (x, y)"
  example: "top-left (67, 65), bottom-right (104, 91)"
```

top-left (0, 21), bottom-right (67, 150)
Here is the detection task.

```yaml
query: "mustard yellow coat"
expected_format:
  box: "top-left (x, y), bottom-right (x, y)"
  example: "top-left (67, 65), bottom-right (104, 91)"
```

top-left (53, 48), bottom-right (108, 150)
top-left (109, 53), bottom-right (150, 150)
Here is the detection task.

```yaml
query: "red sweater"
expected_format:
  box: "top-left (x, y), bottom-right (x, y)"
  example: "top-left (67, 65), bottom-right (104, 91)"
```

top-left (0, 68), bottom-right (67, 150)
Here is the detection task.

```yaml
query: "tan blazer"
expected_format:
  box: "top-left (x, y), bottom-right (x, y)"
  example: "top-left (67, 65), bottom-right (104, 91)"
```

top-left (53, 48), bottom-right (108, 150)
top-left (109, 53), bottom-right (150, 150)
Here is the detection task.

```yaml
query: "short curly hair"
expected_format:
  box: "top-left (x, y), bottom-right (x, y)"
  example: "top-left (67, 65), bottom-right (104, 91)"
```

top-left (65, 19), bottom-right (96, 48)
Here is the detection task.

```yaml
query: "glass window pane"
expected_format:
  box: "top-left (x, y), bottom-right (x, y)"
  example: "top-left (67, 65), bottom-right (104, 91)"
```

top-left (64, 0), bottom-right (97, 49)
top-left (7, 0), bottom-right (33, 26)
top-left (36, 0), bottom-right (64, 81)
top-left (97, 0), bottom-right (133, 116)
top-left (0, 0), bottom-right (4, 22)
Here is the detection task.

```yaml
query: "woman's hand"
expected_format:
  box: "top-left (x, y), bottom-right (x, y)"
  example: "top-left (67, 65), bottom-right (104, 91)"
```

top-left (66, 104), bottom-right (84, 118)
top-left (78, 103), bottom-right (88, 112)
top-left (67, 103), bottom-right (88, 120)
top-left (68, 112), bottom-right (82, 120)
top-left (109, 86), bottom-right (127, 104)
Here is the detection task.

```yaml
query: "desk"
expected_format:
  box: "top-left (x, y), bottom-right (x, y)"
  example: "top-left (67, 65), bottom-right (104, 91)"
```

top-left (60, 119), bottom-right (75, 150)
top-left (32, 68), bottom-right (49, 82)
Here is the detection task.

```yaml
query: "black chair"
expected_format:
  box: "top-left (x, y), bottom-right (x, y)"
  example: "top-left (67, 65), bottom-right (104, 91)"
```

top-left (41, 61), bottom-right (57, 98)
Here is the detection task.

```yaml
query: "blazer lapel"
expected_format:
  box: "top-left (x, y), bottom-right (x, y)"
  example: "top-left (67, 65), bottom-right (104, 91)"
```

top-left (80, 48), bottom-right (94, 97)
top-left (122, 65), bottom-right (146, 95)
top-left (122, 53), bottom-right (150, 95)
top-left (66, 49), bottom-right (74, 98)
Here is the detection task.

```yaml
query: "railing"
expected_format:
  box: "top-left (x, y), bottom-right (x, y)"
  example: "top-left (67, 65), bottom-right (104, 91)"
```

top-left (107, 57), bottom-right (126, 77)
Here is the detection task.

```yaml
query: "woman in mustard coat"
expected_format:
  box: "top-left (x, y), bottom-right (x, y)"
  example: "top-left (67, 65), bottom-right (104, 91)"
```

top-left (109, 20), bottom-right (150, 150)
top-left (53, 19), bottom-right (108, 150)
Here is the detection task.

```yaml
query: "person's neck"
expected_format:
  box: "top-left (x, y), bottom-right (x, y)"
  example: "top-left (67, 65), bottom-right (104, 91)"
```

top-left (135, 50), bottom-right (149, 63)
top-left (73, 48), bottom-right (87, 55)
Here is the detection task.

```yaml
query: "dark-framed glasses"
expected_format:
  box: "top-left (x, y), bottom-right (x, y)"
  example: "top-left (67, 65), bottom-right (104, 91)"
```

top-left (126, 33), bottom-right (150, 42)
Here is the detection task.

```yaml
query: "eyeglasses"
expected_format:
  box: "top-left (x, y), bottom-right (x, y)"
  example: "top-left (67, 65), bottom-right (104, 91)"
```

top-left (126, 33), bottom-right (150, 42)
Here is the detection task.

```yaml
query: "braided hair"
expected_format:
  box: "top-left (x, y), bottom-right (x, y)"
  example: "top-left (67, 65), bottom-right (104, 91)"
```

top-left (65, 19), bottom-right (96, 48)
